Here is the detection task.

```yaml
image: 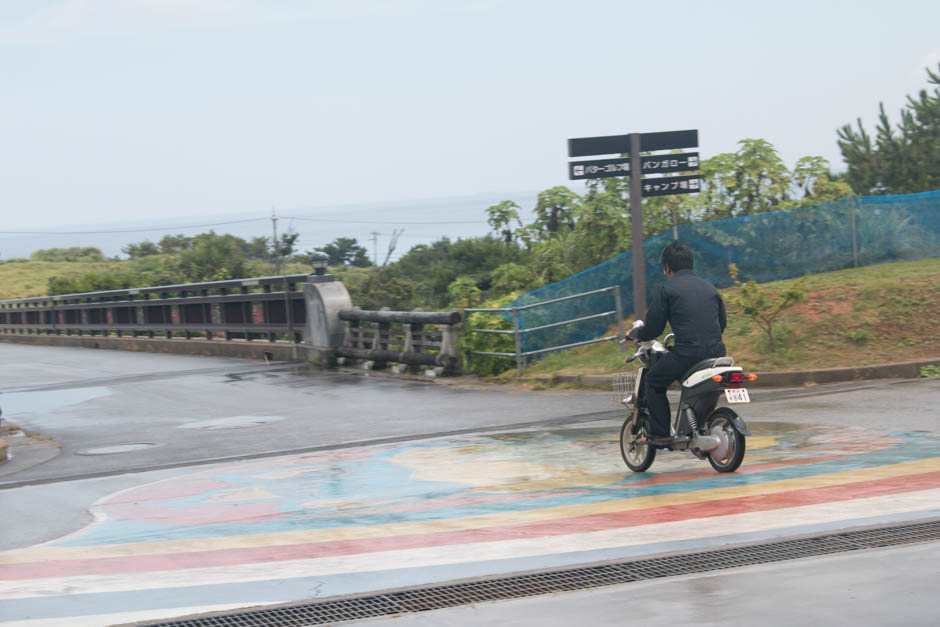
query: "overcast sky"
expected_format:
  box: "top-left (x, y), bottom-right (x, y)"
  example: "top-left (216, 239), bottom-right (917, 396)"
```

top-left (2, 0), bottom-right (939, 234)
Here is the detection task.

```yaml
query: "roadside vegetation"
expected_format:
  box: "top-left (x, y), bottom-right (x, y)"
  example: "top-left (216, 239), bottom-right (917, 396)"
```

top-left (503, 257), bottom-right (940, 377)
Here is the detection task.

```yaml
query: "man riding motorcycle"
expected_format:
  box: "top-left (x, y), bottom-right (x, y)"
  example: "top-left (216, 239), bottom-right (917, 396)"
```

top-left (627, 241), bottom-right (727, 445)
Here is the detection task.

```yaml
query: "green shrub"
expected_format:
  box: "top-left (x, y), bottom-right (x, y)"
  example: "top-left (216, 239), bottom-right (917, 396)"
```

top-left (846, 329), bottom-right (871, 344)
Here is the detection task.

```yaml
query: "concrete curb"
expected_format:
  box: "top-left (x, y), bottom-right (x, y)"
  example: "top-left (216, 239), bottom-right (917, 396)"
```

top-left (516, 357), bottom-right (940, 389)
top-left (0, 334), bottom-right (305, 362)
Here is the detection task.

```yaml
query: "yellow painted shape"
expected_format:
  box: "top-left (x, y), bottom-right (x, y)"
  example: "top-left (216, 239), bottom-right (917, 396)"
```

top-left (747, 436), bottom-right (781, 450)
top-left (205, 487), bottom-right (277, 503)
top-left (300, 497), bottom-right (405, 510)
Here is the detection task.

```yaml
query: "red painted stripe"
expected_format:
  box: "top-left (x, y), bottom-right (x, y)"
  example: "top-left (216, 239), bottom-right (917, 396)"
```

top-left (3, 470), bottom-right (938, 581)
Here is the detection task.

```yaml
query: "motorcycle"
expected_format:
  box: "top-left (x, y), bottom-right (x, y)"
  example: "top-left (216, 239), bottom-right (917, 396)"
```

top-left (614, 321), bottom-right (755, 473)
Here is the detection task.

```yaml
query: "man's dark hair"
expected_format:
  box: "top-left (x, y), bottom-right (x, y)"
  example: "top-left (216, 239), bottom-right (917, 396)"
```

top-left (661, 241), bottom-right (694, 271)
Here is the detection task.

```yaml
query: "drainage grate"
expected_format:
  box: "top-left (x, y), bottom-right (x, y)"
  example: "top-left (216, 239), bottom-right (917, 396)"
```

top-left (140, 519), bottom-right (940, 627)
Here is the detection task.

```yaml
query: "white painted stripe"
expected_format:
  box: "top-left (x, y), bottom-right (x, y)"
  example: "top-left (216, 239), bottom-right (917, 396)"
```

top-left (2, 488), bottom-right (937, 601)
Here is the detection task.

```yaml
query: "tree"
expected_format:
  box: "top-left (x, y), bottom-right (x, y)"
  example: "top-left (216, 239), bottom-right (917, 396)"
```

top-left (318, 237), bottom-right (372, 267)
top-left (446, 276), bottom-right (482, 308)
top-left (530, 231), bottom-right (577, 285)
top-left (838, 63), bottom-right (940, 195)
top-left (341, 267), bottom-right (419, 310)
top-left (727, 138), bottom-right (794, 216)
top-left (30, 247), bottom-right (107, 262)
top-left (393, 236), bottom-right (526, 307)
top-left (726, 264), bottom-right (806, 353)
top-left (531, 186), bottom-right (581, 240)
top-left (122, 241), bottom-right (161, 258)
top-left (272, 231), bottom-right (299, 262)
top-left (485, 200), bottom-right (523, 243)
top-left (158, 234), bottom-right (194, 254)
top-left (490, 263), bottom-right (535, 295)
top-left (245, 236), bottom-right (270, 260)
top-left (176, 231), bottom-right (248, 282)
top-left (792, 156), bottom-right (854, 203)
top-left (570, 191), bottom-right (630, 269)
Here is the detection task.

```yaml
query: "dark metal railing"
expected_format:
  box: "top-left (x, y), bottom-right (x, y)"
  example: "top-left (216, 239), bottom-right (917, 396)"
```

top-left (337, 308), bottom-right (462, 370)
top-left (0, 275), bottom-right (310, 343)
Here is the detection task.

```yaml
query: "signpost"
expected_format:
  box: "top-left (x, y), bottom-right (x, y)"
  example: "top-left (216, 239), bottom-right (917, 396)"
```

top-left (566, 129), bottom-right (701, 318)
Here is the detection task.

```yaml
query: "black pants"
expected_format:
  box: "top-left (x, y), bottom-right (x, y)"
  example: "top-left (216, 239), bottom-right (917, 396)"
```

top-left (643, 352), bottom-right (700, 437)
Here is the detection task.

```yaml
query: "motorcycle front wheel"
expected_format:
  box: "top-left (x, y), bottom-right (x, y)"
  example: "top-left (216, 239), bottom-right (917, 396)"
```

top-left (706, 408), bottom-right (746, 473)
top-left (620, 413), bottom-right (656, 472)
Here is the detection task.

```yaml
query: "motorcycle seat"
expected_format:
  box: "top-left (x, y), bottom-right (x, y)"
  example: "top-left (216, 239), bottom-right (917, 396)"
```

top-left (681, 356), bottom-right (735, 381)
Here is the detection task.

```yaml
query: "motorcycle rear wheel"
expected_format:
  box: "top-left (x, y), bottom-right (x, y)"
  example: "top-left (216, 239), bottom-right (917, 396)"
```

top-left (620, 413), bottom-right (656, 472)
top-left (706, 408), bottom-right (746, 473)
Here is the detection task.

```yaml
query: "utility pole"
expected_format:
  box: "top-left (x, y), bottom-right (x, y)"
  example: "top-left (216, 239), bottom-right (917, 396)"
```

top-left (271, 209), bottom-right (281, 276)
top-left (369, 231), bottom-right (380, 266)
top-left (271, 208), bottom-right (295, 357)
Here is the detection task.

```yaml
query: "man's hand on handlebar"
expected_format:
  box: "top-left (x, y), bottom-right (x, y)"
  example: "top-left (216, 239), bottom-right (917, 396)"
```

top-left (626, 319), bottom-right (645, 342)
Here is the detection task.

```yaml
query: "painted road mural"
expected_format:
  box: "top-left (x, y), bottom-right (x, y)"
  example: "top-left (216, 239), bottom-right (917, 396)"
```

top-left (2, 421), bottom-right (939, 626)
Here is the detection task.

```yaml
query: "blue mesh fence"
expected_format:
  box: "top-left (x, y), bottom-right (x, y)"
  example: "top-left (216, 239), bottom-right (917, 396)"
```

top-left (508, 190), bottom-right (940, 355)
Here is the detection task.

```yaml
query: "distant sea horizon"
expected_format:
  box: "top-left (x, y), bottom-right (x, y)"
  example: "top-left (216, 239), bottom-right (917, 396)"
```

top-left (0, 190), bottom-right (541, 264)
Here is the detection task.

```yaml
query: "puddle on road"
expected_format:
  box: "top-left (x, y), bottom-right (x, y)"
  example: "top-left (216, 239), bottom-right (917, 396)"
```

top-left (0, 387), bottom-right (110, 420)
top-left (77, 442), bottom-right (164, 455)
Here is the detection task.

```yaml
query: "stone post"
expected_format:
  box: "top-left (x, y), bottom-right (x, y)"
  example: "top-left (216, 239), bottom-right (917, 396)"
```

top-left (303, 274), bottom-right (352, 367)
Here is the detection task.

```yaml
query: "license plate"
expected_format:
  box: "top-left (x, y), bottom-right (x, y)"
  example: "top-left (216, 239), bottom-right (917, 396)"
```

top-left (724, 388), bottom-right (750, 403)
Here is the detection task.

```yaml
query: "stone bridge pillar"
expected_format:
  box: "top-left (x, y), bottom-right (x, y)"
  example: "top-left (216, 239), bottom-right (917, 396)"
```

top-left (303, 274), bottom-right (352, 367)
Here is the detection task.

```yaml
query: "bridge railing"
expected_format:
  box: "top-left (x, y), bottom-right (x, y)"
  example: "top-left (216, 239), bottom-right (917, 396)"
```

top-left (0, 275), bottom-right (309, 343)
top-left (336, 308), bottom-right (462, 372)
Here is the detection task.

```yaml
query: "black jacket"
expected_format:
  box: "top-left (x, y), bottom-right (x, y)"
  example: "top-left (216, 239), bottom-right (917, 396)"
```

top-left (633, 269), bottom-right (726, 359)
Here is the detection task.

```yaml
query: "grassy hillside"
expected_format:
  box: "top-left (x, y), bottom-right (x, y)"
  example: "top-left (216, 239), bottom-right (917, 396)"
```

top-left (502, 257), bottom-right (940, 377)
top-left (0, 259), bottom-right (315, 301)
top-left (0, 260), bottom-right (118, 300)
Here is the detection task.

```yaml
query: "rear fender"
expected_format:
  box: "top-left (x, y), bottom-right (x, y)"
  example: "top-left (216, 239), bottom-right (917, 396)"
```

top-left (713, 407), bottom-right (751, 436)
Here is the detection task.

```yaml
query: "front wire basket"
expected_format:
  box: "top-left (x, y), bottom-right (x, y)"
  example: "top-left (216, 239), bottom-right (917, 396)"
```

top-left (612, 372), bottom-right (636, 406)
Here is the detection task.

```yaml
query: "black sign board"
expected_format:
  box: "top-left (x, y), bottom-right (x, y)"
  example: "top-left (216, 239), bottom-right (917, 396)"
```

top-left (640, 152), bottom-right (699, 174)
top-left (567, 129), bottom-right (698, 157)
top-left (568, 157), bottom-right (630, 180)
top-left (638, 129), bottom-right (698, 153)
top-left (568, 134), bottom-right (629, 158)
top-left (569, 152), bottom-right (700, 180)
top-left (640, 174), bottom-right (703, 197)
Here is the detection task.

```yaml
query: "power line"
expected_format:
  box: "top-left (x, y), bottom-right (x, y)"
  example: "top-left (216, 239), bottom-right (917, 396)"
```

top-left (281, 215), bottom-right (485, 225)
top-left (0, 214), bottom-right (488, 237)
top-left (0, 217), bottom-right (269, 236)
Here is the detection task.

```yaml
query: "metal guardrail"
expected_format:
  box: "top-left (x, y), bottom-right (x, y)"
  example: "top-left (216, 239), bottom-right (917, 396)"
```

top-left (0, 275), bottom-right (309, 343)
top-left (465, 285), bottom-right (625, 373)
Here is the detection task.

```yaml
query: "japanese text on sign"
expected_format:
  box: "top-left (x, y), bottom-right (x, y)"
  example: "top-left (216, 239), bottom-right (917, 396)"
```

top-left (641, 174), bottom-right (702, 197)
top-left (569, 152), bottom-right (701, 180)
top-left (641, 153), bottom-right (699, 173)
top-left (569, 157), bottom-right (630, 180)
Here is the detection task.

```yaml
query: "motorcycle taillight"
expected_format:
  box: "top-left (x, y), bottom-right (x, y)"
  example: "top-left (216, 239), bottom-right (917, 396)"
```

top-left (726, 372), bottom-right (746, 387)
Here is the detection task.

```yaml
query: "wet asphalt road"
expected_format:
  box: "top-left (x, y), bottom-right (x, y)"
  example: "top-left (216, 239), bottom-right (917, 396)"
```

top-left (0, 343), bottom-right (618, 486)
top-left (2, 341), bottom-right (938, 553)
top-left (0, 343), bottom-right (938, 627)
top-left (2, 343), bottom-right (937, 487)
